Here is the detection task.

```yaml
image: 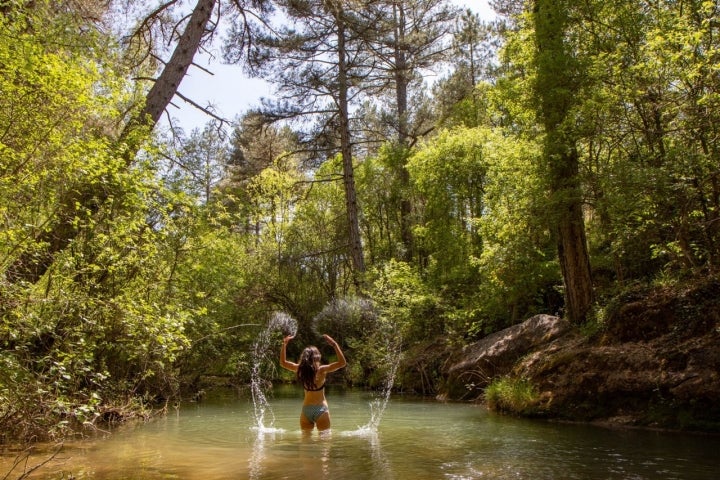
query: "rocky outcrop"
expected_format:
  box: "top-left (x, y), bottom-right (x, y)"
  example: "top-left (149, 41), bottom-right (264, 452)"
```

top-left (516, 333), bottom-right (720, 429)
top-left (440, 314), bottom-right (572, 400)
top-left (439, 277), bottom-right (720, 432)
top-left (517, 280), bottom-right (720, 431)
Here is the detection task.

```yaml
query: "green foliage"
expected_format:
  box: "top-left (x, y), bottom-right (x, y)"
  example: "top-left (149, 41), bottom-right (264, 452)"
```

top-left (4, 0), bottom-right (720, 443)
top-left (211, 151), bottom-right (354, 353)
top-left (165, 213), bottom-right (255, 378)
top-left (1, 158), bottom-right (196, 439)
top-left (368, 259), bottom-right (439, 341)
top-left (550, 0), bottom-right (720, 282)
top-left (0, 9), bottom-right (130, 276)
top-left (356, 145), bottom-right (407, 262)
top-left (408, 128), bottom-right (488, 284)
top-left (0, 3), bottom-right (214, 440)
top-left (408, 127), bottom-right (558, 334)
top-left (580, 304), bottom-right (608, 339)
top-left (485, 377), bottom-right (540, 415)
top-left (313, 296), bottom-right (381, 385)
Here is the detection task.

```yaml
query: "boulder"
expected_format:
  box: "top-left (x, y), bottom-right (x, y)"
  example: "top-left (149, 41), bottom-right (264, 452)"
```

top-left (440, 314), bottom-right (572, 400)
top-left (515, 313), bottom-right (720, 430)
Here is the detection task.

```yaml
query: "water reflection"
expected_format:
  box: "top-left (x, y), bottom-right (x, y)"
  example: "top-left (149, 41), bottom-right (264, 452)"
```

top-left (1, 389), bottom-right (719, 479)
top-left (296, 431), bottom-right (332, 479)
top-left (364, 429), bottom-right (392, 480)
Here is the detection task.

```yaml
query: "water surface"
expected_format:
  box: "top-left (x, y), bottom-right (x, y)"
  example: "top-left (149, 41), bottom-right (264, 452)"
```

top-left (2, 387), bottom-right (718, 479)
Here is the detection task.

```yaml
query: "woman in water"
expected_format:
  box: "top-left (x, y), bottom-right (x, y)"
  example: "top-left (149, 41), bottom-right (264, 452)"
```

top-left (280, 334), bottom-right (346, 432)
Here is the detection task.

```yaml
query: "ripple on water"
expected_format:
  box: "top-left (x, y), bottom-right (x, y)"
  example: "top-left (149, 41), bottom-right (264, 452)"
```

top-left (341, 426), bottom-right (378, 437)
top-left (4, 390), bottom-right (719, 480)
top-left (250, 426), bottom-right (286, 435)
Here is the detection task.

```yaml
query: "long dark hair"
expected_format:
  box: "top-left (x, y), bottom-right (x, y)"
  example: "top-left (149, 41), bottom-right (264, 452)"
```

top-left (297, 346), bottom-right (321, 390)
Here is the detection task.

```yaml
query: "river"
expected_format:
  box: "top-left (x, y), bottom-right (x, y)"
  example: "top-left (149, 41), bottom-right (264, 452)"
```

top-left (2, 386), bottom-right (718, 479)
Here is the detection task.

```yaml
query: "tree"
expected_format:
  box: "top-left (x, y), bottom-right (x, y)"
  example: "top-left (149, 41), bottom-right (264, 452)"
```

top-left (532, 0), bottom-right (593, 323)
top-left (134, 0), bottom-right (218, 127)
top-left (220, 111), bottom-right (302, 235)
top-left (0, 4), bottom-right (211, 435)
top-left (576, 0), bottom-right (720, 278)
top-left (363, 0), bottom-right (456, 261)
top-left (6, 0), bottom-right (220, 284)
top-left (242, 0), bottom-right (379, 278)
top-left (165, 121), bottom-right (229, 204)
top-left (433, 9), bottom-right (499, 128)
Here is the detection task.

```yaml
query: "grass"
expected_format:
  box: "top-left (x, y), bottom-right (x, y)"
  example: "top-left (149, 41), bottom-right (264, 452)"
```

top-left (484, 377), bottom-right (540, 415)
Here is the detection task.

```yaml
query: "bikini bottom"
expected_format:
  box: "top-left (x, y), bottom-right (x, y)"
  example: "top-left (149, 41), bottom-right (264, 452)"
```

top-left (302, 404), bottom-right (329, 423)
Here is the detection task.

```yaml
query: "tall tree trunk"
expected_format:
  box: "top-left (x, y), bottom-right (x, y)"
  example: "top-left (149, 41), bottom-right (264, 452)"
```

top-left (139, 0), bottom-right (216, 126)
top-left (534, 0), bottom-right (593, 323)
top-left (337, 17), bottom-right (366, 275)
top-left (6, 0), bottom-right (216, 284)
top-left (393, 1), bottom-right (413, 262)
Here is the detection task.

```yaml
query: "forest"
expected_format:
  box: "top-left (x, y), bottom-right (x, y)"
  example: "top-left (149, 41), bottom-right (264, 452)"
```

top-left (1, 0), bottom-right (719, 443)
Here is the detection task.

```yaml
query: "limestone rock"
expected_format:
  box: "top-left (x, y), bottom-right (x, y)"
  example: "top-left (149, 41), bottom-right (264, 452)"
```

top-left (440, 314), bottom-right (572, 400)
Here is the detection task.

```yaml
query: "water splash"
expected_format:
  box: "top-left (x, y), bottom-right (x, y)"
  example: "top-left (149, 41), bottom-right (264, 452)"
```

top-left (363, 343), bottom-right (401, 432)
top-left (313, 297), bottom-right (402, 434)
top-left (250, 311), bottom-right (298, 432)
top-left (268, 311), bottom-right (299, 337)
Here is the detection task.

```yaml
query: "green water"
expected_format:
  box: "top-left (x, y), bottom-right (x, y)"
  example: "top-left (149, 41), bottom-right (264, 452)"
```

top-left (2, 387), bottom-right (718, 479)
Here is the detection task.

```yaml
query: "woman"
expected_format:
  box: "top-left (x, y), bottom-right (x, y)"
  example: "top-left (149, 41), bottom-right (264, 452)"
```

top-left (280, 334), bottom-right (346, 432)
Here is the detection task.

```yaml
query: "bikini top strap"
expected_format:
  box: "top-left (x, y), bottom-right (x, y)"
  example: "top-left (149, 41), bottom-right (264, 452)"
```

top-left (304, 382), bottom-right (325, 392)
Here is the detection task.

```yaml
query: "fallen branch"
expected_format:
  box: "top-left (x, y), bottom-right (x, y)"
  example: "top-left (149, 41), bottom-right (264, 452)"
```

top-left (2, 443), bottom-right (63, 480)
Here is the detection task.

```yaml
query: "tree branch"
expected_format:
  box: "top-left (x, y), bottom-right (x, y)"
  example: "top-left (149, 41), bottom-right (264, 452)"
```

top-left (173, 90), bottom-right (229, 125)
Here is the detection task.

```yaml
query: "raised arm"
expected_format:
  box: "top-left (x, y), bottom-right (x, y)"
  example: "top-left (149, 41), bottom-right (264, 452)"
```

top-left (280, 335), bottom-right (298, 372)
top-left (320, 334), bottom-right (347, 373)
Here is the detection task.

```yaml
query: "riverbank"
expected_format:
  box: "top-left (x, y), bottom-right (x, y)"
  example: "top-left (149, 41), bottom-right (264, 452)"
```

top-left (425, 276), bottom-right (720, 433)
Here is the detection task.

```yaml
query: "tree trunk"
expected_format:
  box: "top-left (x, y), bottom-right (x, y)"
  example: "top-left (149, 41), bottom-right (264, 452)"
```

top-left (534, 0), bottom-right (594, 324)
top-left (6, 0), bottom-right (216, 284)
top-left (139, 0), bottom-right (216, 126)
top-left (393, 2), bottom-right (413, 262)
top-left (337, 18), bottom-right (366, 275)
top-left (555, 149), bottom-right (594, 323)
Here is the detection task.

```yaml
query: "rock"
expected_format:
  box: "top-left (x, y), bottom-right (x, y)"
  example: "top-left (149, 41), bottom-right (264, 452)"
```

top-left (435, 277), bottom-right (720, 431)
top-left (514, 332), bottom-right (720, 430)
top-left (440, 314), bottom-right (572, 400)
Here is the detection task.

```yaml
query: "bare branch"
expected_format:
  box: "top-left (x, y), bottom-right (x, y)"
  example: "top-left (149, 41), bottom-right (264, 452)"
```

top-left (174, 91), bottom-right (229, 125)
top-left (128, 0), bottom-right (181, 42)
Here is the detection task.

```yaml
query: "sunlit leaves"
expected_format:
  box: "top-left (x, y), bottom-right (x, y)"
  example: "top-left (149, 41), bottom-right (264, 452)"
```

top-left (408, 127), bottom-right (490, 282)
top-left (407, 126), bottom-right (556, 328)
top-left (0, 9), bottom-right (129, 274)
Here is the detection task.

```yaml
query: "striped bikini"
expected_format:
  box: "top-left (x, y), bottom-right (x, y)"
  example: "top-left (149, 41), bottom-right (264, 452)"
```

top-left (302, 382), bottom-right (328, 423)
top-left (302, 404), bottom-right (329, 423)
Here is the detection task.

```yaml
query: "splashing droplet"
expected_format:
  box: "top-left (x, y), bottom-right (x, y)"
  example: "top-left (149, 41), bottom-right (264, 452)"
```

top-left (250, 312), bottom-right (298, 432)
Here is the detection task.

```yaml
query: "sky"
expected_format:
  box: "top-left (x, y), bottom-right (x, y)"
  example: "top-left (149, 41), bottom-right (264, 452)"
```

top-left (165, 0), bottom-right (495, 134)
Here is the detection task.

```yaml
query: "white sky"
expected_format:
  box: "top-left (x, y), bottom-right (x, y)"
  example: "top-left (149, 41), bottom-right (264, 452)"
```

top-left (165, 0), bottom-right (495, 133)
